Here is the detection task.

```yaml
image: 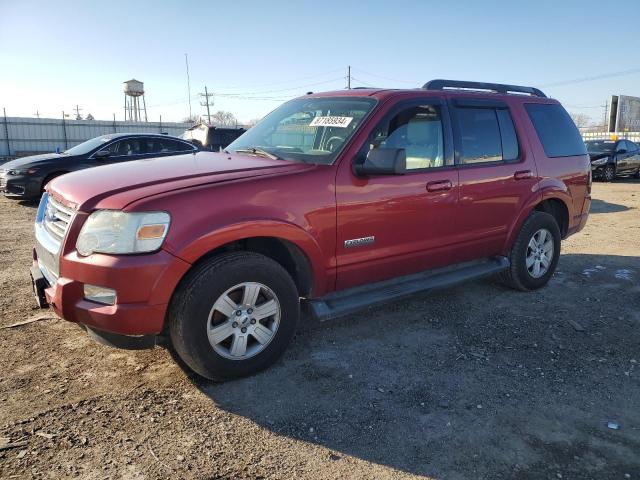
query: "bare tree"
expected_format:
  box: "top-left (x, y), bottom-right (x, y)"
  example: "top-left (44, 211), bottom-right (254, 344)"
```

top-left (182, 115), bottom-right (200, 124)
top-left (245, 117), bottom-right (262, 128)
top-left (211, 110), bottom-right (237, 126)
top-left (569, 112), bottom-right (591, 129)
top-left (85, 113), bottom-right (95, 121)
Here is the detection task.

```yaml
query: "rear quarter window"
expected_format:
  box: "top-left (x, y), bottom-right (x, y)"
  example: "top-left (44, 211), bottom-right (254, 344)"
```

top-left (525, 103), bottom-right (587, 158)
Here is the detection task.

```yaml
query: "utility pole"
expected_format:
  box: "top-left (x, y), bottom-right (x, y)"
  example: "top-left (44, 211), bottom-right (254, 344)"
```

top-left (347, 65), bottom-right (351, 89)
top-left (602, 100), bottom-right (609, 131)
top-left (199, 86), bottom-right (214, 124)
top-left (73, 104), bottom-right (83, 120)
top-left (33, 110), bottom-right (40, 118)
top-left (185, 53), bottom-right (192, 120)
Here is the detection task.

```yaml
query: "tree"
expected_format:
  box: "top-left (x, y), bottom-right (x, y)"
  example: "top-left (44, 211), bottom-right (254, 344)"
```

top-left (182, 115), bottom-right (200, 124)
top-left (85, 113), bottom-right (94, 121)
top-left (569, 112), bottom-right (591, 129)
top-left (211, 110), bottom-right (237, 126)
top-left (245, 117), bottom-right (262, 128)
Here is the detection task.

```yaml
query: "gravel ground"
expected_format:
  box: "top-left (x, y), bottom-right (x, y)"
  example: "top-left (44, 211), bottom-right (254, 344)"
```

top-left (0, 180), bottom-right (639, 479)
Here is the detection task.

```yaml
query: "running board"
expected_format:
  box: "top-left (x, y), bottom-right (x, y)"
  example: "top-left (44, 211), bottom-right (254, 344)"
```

top-left (306, 256), bottom-right (509, 322)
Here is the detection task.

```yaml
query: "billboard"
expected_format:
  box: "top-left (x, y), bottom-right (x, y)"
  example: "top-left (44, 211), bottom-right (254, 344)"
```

top-left (609, 95), bottom-right (640, 132)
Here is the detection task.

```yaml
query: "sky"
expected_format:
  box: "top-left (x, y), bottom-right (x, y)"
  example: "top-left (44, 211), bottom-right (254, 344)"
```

top-left (1, 0), bottom-right (639, 125)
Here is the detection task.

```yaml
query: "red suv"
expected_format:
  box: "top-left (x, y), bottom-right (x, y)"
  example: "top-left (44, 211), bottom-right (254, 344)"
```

top-left (31, 80), bottom-right (591, 380)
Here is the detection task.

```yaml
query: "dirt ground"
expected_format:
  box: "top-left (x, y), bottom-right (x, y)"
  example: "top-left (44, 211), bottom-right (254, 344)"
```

top-left (0, 180), bottom-right (638, 480)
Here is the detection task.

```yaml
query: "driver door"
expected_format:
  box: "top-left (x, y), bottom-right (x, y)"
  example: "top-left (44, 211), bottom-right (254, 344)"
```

top-left (335, 98), bottom-right (459, 290)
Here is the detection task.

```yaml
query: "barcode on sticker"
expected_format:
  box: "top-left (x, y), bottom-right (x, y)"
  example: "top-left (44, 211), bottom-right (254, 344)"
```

top-left (309, 116), bottom-right (353, 128)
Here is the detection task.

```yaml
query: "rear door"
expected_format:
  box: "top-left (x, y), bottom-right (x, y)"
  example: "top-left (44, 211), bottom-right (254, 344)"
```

top-left (451, 98), bottom-right (538, 262)
top-left (335, 97), bottom-right (459, 289)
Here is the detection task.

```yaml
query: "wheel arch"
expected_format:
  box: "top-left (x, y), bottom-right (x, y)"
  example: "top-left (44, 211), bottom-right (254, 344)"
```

top-left (503, 189), bottom-right (571, 253)
top-left (187, 236), bottom-right (315, 298)
top-left (169, 220), bottom-right (328, 299)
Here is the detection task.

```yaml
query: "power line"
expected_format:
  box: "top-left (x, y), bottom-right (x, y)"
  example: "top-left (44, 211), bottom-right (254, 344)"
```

top-left (206, 67), bottom-right (344, 90)
top-left (351, 67), bottom-right (418, 85)
top-left (538, 68), bottom-right (640, 88)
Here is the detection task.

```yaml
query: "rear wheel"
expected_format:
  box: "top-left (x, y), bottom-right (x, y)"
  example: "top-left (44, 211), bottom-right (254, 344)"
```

top-left (603, 164), bottom-right (616, 182)
top-left (501, 211), bottom-right (561, 291)
top-left (168, 252), bottom-right (299, 381)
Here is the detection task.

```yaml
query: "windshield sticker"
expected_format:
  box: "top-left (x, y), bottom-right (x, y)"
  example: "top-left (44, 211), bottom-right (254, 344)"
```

top-left (309, 116), bottom-right (353, 128)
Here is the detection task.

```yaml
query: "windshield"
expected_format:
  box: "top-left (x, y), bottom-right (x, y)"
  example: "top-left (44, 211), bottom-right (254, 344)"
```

top-left (227, 97), bottom-right (377, 164)
top-left (585, 140), bottom-right (615, 153)
top-left (64, 136), bottom-right (111, 155)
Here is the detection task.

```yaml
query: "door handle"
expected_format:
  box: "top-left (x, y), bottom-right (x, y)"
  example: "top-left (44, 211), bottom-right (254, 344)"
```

top-left (426, 180), bottom-right (452, 192)
top-left (514, 170), bottom-right (533, 180)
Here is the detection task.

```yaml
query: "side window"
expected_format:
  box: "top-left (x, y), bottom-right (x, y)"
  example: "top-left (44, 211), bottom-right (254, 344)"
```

top-left (144, 139), bottom-right (164, 154)
top-left (366, 104), bottom-right (445, 170)
top-left (456, 108), bottom-right (503, 164)
top-left (105, 141), bottom-right (122, 154)
top-left (525, 103), bottom-right (587, 158)
top-left (161, 139), bottom-right (194, 152)
top-left (627, 141), bottom-right (639, 153)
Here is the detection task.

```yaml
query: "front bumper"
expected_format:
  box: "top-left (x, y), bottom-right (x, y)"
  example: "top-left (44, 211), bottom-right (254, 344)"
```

top-left (33, 247), bottom-right (191, 336)
top-left (1, 174), bottom-right (42, 199)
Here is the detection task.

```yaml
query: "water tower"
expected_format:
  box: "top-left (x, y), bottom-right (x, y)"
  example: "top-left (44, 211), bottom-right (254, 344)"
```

top-left (123, 79), bottom-right (148, 122)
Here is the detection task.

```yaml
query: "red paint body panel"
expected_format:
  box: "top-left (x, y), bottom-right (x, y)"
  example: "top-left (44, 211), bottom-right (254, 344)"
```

top-left (39, 88), bottom-right (590, 337)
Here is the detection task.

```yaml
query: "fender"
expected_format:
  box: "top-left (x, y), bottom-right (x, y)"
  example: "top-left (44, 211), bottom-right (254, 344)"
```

top-left (502, 187), bottom-right (543, 254)
top-left (168, 219), bottom-right (330, 297)
top-left (502, 179), bottom-right (572, 253)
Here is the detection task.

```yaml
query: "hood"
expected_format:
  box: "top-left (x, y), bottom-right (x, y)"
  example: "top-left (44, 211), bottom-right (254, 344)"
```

top-left (1, 153), bottom-right (65, 170)
top-left (48, 151), bottom-right (312, 211)
top-left (588, 152), bottom-right (610, 162)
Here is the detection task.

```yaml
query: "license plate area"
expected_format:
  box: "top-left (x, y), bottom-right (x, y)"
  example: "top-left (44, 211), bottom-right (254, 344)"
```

top-left (30, 265), bottom-right (49, 308)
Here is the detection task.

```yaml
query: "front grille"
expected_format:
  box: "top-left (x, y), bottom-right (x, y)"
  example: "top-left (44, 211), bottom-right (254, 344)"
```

top-left (43, 195), bottom-right (75, 243)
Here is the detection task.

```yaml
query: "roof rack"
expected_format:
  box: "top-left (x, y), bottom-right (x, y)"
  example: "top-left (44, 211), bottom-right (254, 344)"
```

top-left (423, 79), bottom-right (546, 98)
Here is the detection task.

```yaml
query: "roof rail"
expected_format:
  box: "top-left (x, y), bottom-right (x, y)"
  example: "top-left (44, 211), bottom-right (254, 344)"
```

top-left (423, 79), bottom-right (546, 98)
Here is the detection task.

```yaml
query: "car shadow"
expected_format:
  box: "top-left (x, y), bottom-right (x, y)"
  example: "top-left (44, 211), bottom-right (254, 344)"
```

top-left (589, 198), bottom-right (630, 214)
top-left (183, 253), bottom-right (640, 478)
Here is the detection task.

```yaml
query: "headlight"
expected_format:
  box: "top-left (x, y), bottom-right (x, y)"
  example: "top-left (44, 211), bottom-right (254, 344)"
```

top-left (76, 210), bottom-right (170, 256)
top-left (8, 168), bottom-right (37, 175)
top-left (591, 158), bottom-right (608, 166)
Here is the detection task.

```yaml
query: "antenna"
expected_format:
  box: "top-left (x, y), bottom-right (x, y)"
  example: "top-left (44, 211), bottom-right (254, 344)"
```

top-left (185, 53), bottom-right (192, 119)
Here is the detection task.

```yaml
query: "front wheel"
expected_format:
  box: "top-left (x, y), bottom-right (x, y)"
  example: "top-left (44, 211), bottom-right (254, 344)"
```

top-left (501, 211), bottom-right (561, 291)
top-left (168, 252), bottom-right (300, 381)
top-left (603, 164), bottom-right (616, 182)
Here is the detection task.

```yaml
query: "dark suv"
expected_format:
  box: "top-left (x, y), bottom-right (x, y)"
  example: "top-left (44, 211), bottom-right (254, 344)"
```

top-left (181, 124), bottom-right (246, 151)
top-left (1, 133), bottom-right (197, 200)
top-left (31, 80), bottom-right (591, 381)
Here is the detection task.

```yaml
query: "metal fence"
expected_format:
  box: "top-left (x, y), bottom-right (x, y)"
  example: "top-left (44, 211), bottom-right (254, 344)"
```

top-left (580, 131), bottom-right (640, 142)
top-left (0, 115), bottom-right (191, 161)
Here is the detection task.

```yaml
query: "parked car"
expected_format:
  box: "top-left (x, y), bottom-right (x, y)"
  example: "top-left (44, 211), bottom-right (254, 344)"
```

top-left (31, 80), bottom-right (591, 381)
top-left (181, 124), bottom-right (246, 151)
top-left (0, 133), bottom-right (197, 200)
top-left (585, 138), bottom-right (640, 181)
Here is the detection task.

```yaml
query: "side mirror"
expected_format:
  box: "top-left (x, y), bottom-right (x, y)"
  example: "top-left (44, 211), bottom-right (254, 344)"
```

top-left (355, 148), bottom-right (406, 176)
top-left (94, 149), bottom-right (111, 159)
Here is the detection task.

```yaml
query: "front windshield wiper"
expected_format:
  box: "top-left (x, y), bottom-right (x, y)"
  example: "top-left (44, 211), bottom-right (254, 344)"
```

top-left (234, 147), bottom-right (282, 160)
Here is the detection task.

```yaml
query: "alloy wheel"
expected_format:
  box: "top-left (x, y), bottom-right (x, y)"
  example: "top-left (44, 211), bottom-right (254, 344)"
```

top-left (207, 282), bottom-right (281, 360)
top-left (526, 228), bottom-right (554, 278)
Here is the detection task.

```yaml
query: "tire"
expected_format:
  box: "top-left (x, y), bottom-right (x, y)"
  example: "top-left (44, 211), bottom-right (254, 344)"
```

top-left (168, 252), bottom-right (300, 381)
top-left (41, 172), bottom-right (65, 195)
top-left (634, 168), bottom-right (640, 179)
top-left (501, 211), bottom-right (561, 291)
top-left (603, 164), bottom-right (616, 182)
